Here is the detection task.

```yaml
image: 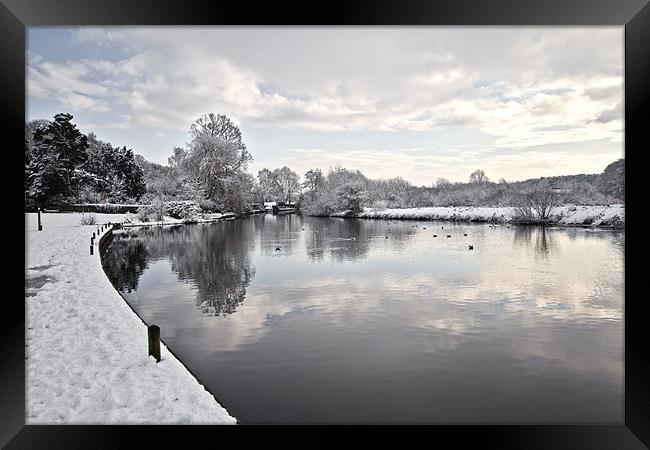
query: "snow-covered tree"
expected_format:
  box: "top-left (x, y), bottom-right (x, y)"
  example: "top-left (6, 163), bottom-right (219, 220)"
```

top-left (257, 168), bottom-right (280, 202)
top-left (79, 133), bottom-right (146, 202)
top-left (184, 113), bottom-right (253, 210)
top-left (26, 113), bottom-right (88, 205)
top-left (336, 181), bottom-right (367, 214)
top-left (275, 166), bottom-right (300, 203)
top-left (303, 168), bottom-right (324, 200)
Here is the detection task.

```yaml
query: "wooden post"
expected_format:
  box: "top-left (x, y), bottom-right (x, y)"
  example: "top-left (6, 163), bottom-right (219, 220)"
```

top-left (91, 236), bottom-right (95, 246)
top-left (90, 245), bottom-right (94, 255)
top-left (148, 325), bottom-right (161, 363)
top-left (92, 232), bottom-right (95, 239)
top-left (37, 208), bottom-right (42, 231)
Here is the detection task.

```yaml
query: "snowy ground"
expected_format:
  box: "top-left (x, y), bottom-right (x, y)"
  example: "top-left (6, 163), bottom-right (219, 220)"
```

top-left (25, 212), bottom-right (236, 424)
top-left (350, 204), bottom-right (624, 227)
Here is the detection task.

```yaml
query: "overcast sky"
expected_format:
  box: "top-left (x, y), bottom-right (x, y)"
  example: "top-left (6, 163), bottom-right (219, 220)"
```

top-left (27, 27), bottom-right (623, 185)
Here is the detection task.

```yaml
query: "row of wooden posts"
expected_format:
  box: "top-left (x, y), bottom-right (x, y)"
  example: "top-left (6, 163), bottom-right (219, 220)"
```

top-left (86, 221), bottom-right (161, 362)
top-left (89, 222), bottom-right (112, 255)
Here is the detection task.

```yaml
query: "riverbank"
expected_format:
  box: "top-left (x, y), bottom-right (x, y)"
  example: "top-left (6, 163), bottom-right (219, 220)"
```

top-left (25, 212), bottom-right (236, 424)
top-left (334, 204), bottom-right (624, 227)
top-left (120, 211), bottom-right (237, 227)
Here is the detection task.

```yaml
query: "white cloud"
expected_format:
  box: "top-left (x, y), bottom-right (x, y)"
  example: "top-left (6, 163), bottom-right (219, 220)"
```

top-left (74, 27), bottom-right (124, 45)
top-left (27, 27), bottom-right (623, 181)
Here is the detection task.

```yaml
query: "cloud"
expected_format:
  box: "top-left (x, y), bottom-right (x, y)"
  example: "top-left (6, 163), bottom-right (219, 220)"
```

top-left (74, 27), bottom-right (124, 45)
top-left (594, 103), bottom-right (622, 123)
top-left (27, 27), bottom-right (623, 181)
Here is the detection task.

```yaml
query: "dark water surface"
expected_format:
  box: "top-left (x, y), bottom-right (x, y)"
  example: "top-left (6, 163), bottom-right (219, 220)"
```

top-left (102, 215), bottom-right (624, 424)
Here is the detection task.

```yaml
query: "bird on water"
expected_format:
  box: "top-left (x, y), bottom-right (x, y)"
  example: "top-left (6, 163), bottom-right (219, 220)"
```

top-left (275, 246), bottom-right (281, 251)
top-left (469, 245), bottom-right (474, 250)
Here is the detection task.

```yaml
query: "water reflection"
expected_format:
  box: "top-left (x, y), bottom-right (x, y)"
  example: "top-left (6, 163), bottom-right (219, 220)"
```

top-left (257, 214), bottom-right (301, 256)
top-left (512, 226), bottom-right (556, 256)
top-left (304, 217), bottom-right (417, 262)
top-left (102, 216), bottom-right (624, 423)
top-left (101, 235), bottom-right (149, 292)
top-left (106, 222), bottom-right (255, 316)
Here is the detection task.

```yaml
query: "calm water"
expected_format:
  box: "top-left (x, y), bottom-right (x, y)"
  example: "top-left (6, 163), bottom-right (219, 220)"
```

top-left (102, 215), bottom-right (624, 424)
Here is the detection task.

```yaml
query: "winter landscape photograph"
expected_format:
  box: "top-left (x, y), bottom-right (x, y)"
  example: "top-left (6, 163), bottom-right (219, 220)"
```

top-left (25, 27), bottom-right (624, 424)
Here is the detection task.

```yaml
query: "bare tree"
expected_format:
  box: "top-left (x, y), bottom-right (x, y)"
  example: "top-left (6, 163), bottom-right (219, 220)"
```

top-left (469, 169), bottom-right (489, 184)
top-left (275, 166), bottom-right (300, 203)
top-left (512, 183), bottom-right (562, 223)
top-left (168, 147), bottom-right (188, 169)
top-left (257, 168), bottom-right (278, 202)
top-left (189, 113), bottom-right (246, 152)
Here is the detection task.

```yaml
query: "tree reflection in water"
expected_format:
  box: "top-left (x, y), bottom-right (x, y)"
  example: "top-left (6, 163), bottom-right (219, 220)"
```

top-left (512, 225), bottom-right (556, 257)
top-left (104, 222), bottom-right (255, 316)
top-left (304, 217), bottom-right (417, 262)
top-left (101, 234), bottom-right (149, 293)
top-left (256, 214), bottom-right (301, 256)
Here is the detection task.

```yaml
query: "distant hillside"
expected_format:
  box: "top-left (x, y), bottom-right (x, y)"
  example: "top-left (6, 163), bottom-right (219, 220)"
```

top-left (395, 159), bottom-right (624, 208)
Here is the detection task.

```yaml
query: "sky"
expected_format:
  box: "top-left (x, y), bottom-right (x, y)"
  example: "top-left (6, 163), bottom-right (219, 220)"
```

top-left (27, 27), bottom-right (624, 186)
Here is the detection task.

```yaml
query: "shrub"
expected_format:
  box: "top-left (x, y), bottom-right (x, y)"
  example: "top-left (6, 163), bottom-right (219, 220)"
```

top-left (79, 213), bottom-right (97, 225)
top-left (93, 203), bottom-right (132, 214)
top-left (196, 197), bottom-right (220, 213)
top-left (135, 198), bottom-right (165, 222)
top-left (136, 206), bottom-right (150, 222)
top-left (181, 208), bottom-right (199, 223)
top-left (165, 200), bottom-right (202, 219)
top-left (512, 186), bottom-right (561, 223)
top-left (147, 198), bottom-right (166, 221)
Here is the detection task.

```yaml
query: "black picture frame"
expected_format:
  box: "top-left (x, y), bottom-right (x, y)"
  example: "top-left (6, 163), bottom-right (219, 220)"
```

top-left (3, 0), bottom-right (648, 447)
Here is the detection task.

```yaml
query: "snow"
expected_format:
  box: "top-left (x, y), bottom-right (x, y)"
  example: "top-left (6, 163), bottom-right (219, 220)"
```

top-left (120, 212), bottom-right (236, 228)
top-left (72, 202), bottom-right (144, 208)
top-left (353, 204), bottom-right (624, 227)
top-left (25, 212), bottom-right (236, 424)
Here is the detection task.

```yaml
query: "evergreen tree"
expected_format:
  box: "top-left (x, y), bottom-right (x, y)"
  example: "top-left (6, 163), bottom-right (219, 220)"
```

top-left (26, 113), bottom-right (88, 205)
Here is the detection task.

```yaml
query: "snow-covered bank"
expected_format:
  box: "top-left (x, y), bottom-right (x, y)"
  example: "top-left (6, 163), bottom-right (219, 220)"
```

top-left (25, 212), bottom-right (236, 424)
top-left (120, 211), bottom-right (237, 228)
top-left (349, 204), bottom-right (624, 227)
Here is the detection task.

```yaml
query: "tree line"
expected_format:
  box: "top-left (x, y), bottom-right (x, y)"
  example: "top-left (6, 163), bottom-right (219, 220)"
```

top-left (24, 112), bottom-right (624, 218)
top-left (25, 113), bottom-right (146, 209)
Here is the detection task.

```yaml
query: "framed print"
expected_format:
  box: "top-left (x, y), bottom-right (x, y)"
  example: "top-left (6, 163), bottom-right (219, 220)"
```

top-left (3, 0), bottom-right (649, 447)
